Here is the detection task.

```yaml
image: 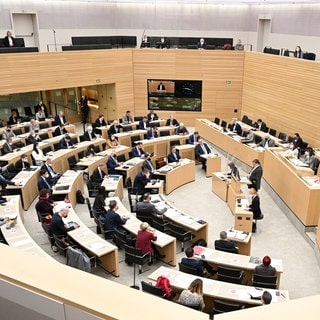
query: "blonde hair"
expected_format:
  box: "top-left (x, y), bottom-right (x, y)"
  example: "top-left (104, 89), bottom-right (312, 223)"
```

top-left (140, 222), bottom-right (149, 230)
top-left (188, 278), bottom-right (203, 295)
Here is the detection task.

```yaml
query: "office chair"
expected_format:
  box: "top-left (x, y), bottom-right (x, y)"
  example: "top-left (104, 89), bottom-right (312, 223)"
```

top-left (92, 208), bottom-right (103, 234)
top-left (124, 245), bottom-right (151, 289)
top-left (178, 262), bottom-right (202, 276)
top-left (42, 146), bottom-right (52, 155)
top-left (175, 301), bottom-right (202, 311)
top-left (67, 155), bottom-right (88, 174)
top-left (252, 274), bottom-right (277, 289)
top-left (152, 215), bottom-right (169, 233)
top-left (160, 130), bottom-right (170, 137)
top-left (169, 140), bottom-right (180, 148)
top-left (86, 180), bottom-right (101, 198)
top-left (12, 128), bottom-right (23, 135)
top-left (53, 143), bottom-right (60, 151)
top-left (98, 218), bottom-right (114, 240)
top-left (151, 121), bottom-right (160, 128)
top-left (53, 234), bottom-right (69, 256)
top-left (241, 115), bottom-right (248, 123)
top-left (39, 132), bottom-right (49, 140)
top-left (269, 128), bottom-right (277, 137)
top-left (113, 228), bottom-right (135, 250)
top-left (39, 122), bottom-right (49, 129)
top-left (122, 125), bottom-right (133, 132)
top-left (127, 188), bottom-right (138, 213)
top-left (117, 154), bottom-right (126, 163)
top-left (214, 117), bottom-right (220, 125)
top-left (217, 266), bottom-right (244, 284)
top-left (167, 223), bottom-right (192, 252)
top-left (278, 132), bottom-right (287, 141)
top-left (246, 118), bottom-right (253, 126)
top-left (79, 134), bottom-right (86, 142)
top-left (40, 221), bottom-right (57, 252)
top-left (220, 120), bottom-right (227, 128)
top-left (210, 299), bottom-right (243, 317)
top-left (214, 244), bottom-right (239, 254)
top-left (253, 213), bottom-right (264, 233)
top-left (135, 210), bottom-right (153, 226)
top-left (130, 135), bottom-right (141, 147)
top-left (141, 281), bottom-right (166, 298)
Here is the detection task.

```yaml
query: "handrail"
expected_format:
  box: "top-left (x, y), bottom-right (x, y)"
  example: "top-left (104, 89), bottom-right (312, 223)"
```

top-left (48, 101), bottom-right (78, 115)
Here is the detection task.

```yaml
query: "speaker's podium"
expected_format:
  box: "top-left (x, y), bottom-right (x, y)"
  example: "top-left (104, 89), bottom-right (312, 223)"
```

top-left (234, 199), bottom-right (253, 233)
top-left (227, 175), bottom-right (245, 214)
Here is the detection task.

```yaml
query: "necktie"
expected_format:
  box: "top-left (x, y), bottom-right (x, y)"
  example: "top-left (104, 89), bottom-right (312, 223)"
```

top-left (148, 160), bottom-right (154, 171)
top-left (47, 165), bottom-right (55, 177)
top-left (137, 148), bottom-right (141, 156)
top-left (89, 133), bottom-right (92, 140)
top-left (100, 169), bottom-right (103, 179)
top-left (201, 144), bottom-right (207, 154)
top-left (174, 153), bottom-right (177, 161)
top-left (43, 177), bottom-right (51, 190)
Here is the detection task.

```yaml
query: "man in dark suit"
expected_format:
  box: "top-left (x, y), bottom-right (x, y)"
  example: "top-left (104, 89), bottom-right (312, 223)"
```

top-left (195, 139), bottom-right (211, 170)
top-left (41, 158), bottom-right (61, 185)
top-left (181, 247), bottom-right (214, 277)
top-left (15, 154), bottom-right (31, 173)
top-left (133, 168), bottom-right (151, 196)
top-left (27, 131), bottom-right (41, 145)
top-left (188, 131), bottom-right (200, 145)
top-left (165, 115), bottom-right (179, 127)
top-left (142, 153), bottom-right (155, 174)
top-left (248, 159), bottom-right (263, 190)
top-left (94, 115), bottom-right (107, 127)
top-left (167, 146), bottom-right (181, 163)
top-left (136, 192), bottom-right (167, 218)
top-left (157, 82), bottom-right (166, 91)
top-left (107, 151), bottom-right (122, 174)
top-left (54, 124), bottom-right (68, 137)
top-left (254, 119), bottom-right (267, 132)
top-left (54, 111), bottom-right (67, 126)
top-left (38, 169), bottom-right (53, 191)
top-left (214, 231), bottom-right (239, 253)
top-left (147, 110), bottom-right (159, 122)
top-left (229, 119), bottom-right (242, 135)
top-left (83, 125), bottom-right (96, 141)
top-left (58, 135), bottom-right (73, 149)
top-left (90, 163), bottom-right (108, 184)
top-left (2, 138), bottom-right (18, 154)
top-left (146, 126), bottom-right (159, 140)
top-left (175, 123), bottom-right (189, 135)
top-left (131, 142), bottom-right (146, 158)
top-left (138, 116), bottom-right (150, 130)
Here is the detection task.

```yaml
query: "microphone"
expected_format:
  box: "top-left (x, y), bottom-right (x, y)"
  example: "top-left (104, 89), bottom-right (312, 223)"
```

top-left (53, 29), bottom-right (56, 33)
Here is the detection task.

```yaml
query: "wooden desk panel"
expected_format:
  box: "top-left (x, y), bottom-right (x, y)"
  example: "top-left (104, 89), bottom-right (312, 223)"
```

top-left (154, 159), bottom-right (195, 195)
top-left (175, 144), bottom-right (195, 161)
top-left (101, 175), bottom-right (124, 200)
top-left (201, 154), bottom-right (222, 177)
top-left (7, 167), bottom-right (40, 210)
top-left (212, 172), bottom-right (229, 201)
top-left (264, 149), bottom-right (320, 226)
top-left (195, 119), bottom-right (264, 166)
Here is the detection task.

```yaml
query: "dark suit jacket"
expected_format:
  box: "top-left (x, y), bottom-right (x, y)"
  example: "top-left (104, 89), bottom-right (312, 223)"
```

top-left (146, 129), bottom-right (158, 139)
top-left (41, 163), bottom-right (58, 185)
top-left (138, 119), bottom-right (150, 130)
top-left (90, 168), bottom-right (106, 184)
top-left (230, 123), bottom-right (242, 135)
top-left (188, 134), bottom-right (200, 145)
top-left (167, 151), bottom-right (181, 163)
top-left (133, 172), bottom-right (150, 195)
top-left (131, 146), bottom-right (145, 158)
top-left (248, 165), bottom-right (263, 190)
top-left (195, 143), bottom-right (211, 159)
top-left (249, 195), bottom-right (262, 219)
top-left (27, 134), bottom-right (41, 145)
top-left (254, 121), bottom-right (267, 132)
top-left (107, 156), bottom-right (119, 174)
top-left (2, 142), bottom-right (14, 154)
top-left (165, 118), bottom-right (179, 127)
top-left (54, 126), bottom-right (67, 137)
top-left (197, 42), bottom-right (207, 49)
top-left (181, 257), bottom-right (204, 275)
top-left (37, 176), bottom-right (52, 191)
top-left (95, 118), bottom-right (107, 127)
top-left (3, 36), bottom-right (15, 47)
top-left (147, 112), bottom-right (159, 121)
top-left (214, 239), bottom-right (238, 253)
top-left (8, 116), bottom-right (18, 125)
top-left (83, 131), bottom-right (96, 141)
top-left (108, 125), bottom-right (120, 136)
top-left (142, 159), bottom-right (155, 172)
top-left (58, 138), bottom-right (73, 149)
top-left (258, 138), bottom-right (275, 148)
top-left (15, 159), bottom-right (30, 172)
top-left (54, 115), bottom-right (67, 126)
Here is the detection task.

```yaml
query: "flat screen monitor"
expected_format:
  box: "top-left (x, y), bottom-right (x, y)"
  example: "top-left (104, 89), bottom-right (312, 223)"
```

top-left (147, 79), bottom-right (202, 112)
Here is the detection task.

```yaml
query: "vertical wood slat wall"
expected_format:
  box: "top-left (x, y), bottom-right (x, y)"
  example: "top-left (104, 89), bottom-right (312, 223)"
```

top-left (0, 49), bottom-right (320, 147)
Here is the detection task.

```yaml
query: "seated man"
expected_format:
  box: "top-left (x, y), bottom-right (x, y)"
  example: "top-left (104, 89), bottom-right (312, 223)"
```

top-left (107, 150), bottom-right (123, 175)
top-left (83, 125), bottom-right (96, 141)
top-left (138, 116), bottom-right (150, 130)
top-left (54, 111), bottom-right (67, 126)
top-left (166, 115), bottom-right (179, 127)
top-left (2, 137), bottom-right (19, 154)
top-left (175, 123), bottom-right (189, 135)
top-left (181, 247), bottom-right (215, 277)
top-left (122, 110), bottom-right (134, 124)
top-left (146, 126), bottom-right (159, 139)
top-left (41, 158), bottom-right (62, 186)
top-left (58, 135), bottom-right (73, 149)
top-left (188, 131), bottom-right (200, 145)
top-left (15, 154), bottom-right (31, 172)
top-left (94, 114), bottom-right (107, 127)
top-left (27, 130), bottom-right (42, 145)
top-left (50, 207), bottom-right (79, 246)
top-left (136, 192), bottom-right (167, 218)
top-left (54, 124), bottom-right (68, 137)
top-left (195, 139), bottom-right (211, 170)
top-left (133, 168), bottom-right (151, 196)
top-left (147, 110), bottom-right (159, 122)
top-left (229, 119), bottom-right (242, 135)
top-left (142, 153), bottom-right (156, 175)
top-left (258, 134), bottom-right (275, 148)
top-left (101, 200), bottom-right (129, 239)
top-left (38, 169), bottom-right (52, 191)
top-left (90, 163), bottom-right (108, 184)
top-left (167, 146), bottom-right (181, 163)
top-left (241, 128), bottom-right (255, 143)
top-left (131, 142), bottom-right (146, 158)
top-left (261, 291), bottom-right (272, 305)
top-left (214, 231), bottom-right (239, 253)
top-left (2, 125), bottom-right (16, 141)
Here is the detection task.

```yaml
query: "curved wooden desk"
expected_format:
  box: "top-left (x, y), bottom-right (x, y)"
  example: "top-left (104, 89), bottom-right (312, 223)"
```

top-left (105, 196), bottom-right (177, 266)
top-left (193, 245), bottom-right (283, 289)
top-left (101, 175), bottom-right (124, 200)
top-left (54, 201), bottom-right (119, 276)
top-left (154, 159), bottom-right (195, 194)
top-left (7, 166), bottom-right (40, 210)
top-left (0, 195), bottom-right (55, 260)
top-left (149, 266), bottom-right (289, 313)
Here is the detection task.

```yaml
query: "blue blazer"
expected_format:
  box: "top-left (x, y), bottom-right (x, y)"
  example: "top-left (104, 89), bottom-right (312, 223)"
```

top-left (138, 119), bottom-right (150, 130)
top-left (131, 146), bottom-right (145, 158)
top-left (188, 134), bottom-right (200, 145)
top-left (38, 176), bottom-right (52, 191)
top-left (107, 156), bottom-right (119, 174)
top-left (146, 129), bottom-right (158, 139)
top-left (195, 143), bottom-right (211, 157)
top-left (167, 151), bottom-right (181, 163)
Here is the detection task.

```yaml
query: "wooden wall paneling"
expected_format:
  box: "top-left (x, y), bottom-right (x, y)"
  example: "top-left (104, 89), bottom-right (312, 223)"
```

top-left (242, 52), bottom-right (320, 147)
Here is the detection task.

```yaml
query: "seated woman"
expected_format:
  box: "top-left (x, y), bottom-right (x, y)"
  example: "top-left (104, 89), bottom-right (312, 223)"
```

top-left (178, 278), bottom-right (205, 311)
top-left (32, 142), bottom-right (45, 166)
top-left (226, 162), bottom-right (240, 180)
top-left (283, 141), bottom-right (299, 159)
top-left (84, 144), bottom-right (96, 157)
top-left (247, 188), bottom-right (262, 232)
top-left (303, 147), bottom-right (317, 173)
top-left (92, 186), bottom-right (107, 215)
top-left (106, 134), bottom-right (119, 149)
top-left (254, 255), bottom-right (277, 276)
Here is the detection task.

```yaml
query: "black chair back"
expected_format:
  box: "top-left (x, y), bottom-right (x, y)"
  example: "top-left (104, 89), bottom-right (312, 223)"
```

top-left (217, 266), bottom-right (244, 284)
top-left (169, 140), bottom-right (180, 147)
top-left (42, 146), bottom-right (52, 155)
top-left (136, 210), bottom-right (153, 226)
top-left (167, 223), bottom-right (192, 252)
top-left (212, 299), bottom-right (243, 314)
top-left (141, 281), bottom-right (165, 298)
top-left (160, 130), bottom-right (170, 137)
top-left (214, 117), bottom-right (220, 125)
top-left (178, 262), bottom-right (201, 276)
top-left (152, 215), bottom-right (169, 232)
top-left (220, 120), bottom-right (227, 128)
top-left (278, 132), bottom-right (287, 141)
top-left (269, 128), bottom-right (277, 137)
top-left (39, 122), bottom-right (49, 129)
top-left (252, 274), bottom-right (277, 289)
top-left (39, 132), bottom-right (49, 140)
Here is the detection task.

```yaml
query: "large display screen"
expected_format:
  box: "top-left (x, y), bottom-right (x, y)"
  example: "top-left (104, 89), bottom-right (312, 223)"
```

top-left (147, 79), bottom-right (202, 112)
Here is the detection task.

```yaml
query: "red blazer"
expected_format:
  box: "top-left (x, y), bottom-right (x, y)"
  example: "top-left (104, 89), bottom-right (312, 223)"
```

top-left (135, 230), bottom-right (157, 255)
